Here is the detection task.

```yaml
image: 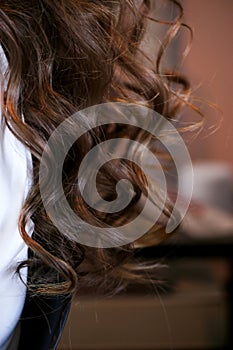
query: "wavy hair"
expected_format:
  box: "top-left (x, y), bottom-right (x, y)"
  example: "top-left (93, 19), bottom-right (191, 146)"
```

top-left (0, 0), bottom-right (193, 296)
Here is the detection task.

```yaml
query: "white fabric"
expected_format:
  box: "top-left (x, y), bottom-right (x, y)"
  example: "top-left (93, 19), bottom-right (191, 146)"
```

top-left (0, 46), bottom-right (33, 348)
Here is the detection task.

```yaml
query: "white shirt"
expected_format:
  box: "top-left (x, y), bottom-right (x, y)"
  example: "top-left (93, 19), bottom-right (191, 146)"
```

top-left (0, 46), bottom-right (33, 348)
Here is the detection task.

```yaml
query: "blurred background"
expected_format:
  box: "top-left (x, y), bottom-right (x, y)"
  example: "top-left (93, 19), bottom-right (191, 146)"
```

top-left (183, 0), bottom-right (233, 164)
top-left (58, 1), bottom-right (233, 349)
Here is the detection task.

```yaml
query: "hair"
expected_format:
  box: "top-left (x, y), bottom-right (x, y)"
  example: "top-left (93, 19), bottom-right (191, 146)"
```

top-left (0, 0), bottom-right (194, 296)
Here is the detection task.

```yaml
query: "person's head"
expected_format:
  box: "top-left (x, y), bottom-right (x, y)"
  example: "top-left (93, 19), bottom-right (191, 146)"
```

top-left (0, 0), bottom-right (192, 296)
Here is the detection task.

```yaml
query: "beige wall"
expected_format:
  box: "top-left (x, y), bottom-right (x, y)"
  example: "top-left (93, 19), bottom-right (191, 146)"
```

top-left (182, 0), bottom-right (233, 163)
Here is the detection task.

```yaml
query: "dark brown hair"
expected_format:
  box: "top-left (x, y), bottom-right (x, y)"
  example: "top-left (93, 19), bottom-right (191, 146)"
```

top-left (0, 0), bottom-right (193, 296)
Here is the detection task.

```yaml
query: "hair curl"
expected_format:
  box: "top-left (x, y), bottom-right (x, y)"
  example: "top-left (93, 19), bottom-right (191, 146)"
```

top-left (0, 0), bottom-right (193, 296)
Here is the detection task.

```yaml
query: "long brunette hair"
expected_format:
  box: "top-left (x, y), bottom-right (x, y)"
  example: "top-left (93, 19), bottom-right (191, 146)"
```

top-left (0, 0), bottom-right (193, 296)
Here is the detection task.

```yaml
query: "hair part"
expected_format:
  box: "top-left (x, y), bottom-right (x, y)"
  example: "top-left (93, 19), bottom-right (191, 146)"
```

top-left (0, 0), bottom-right (194, 296)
